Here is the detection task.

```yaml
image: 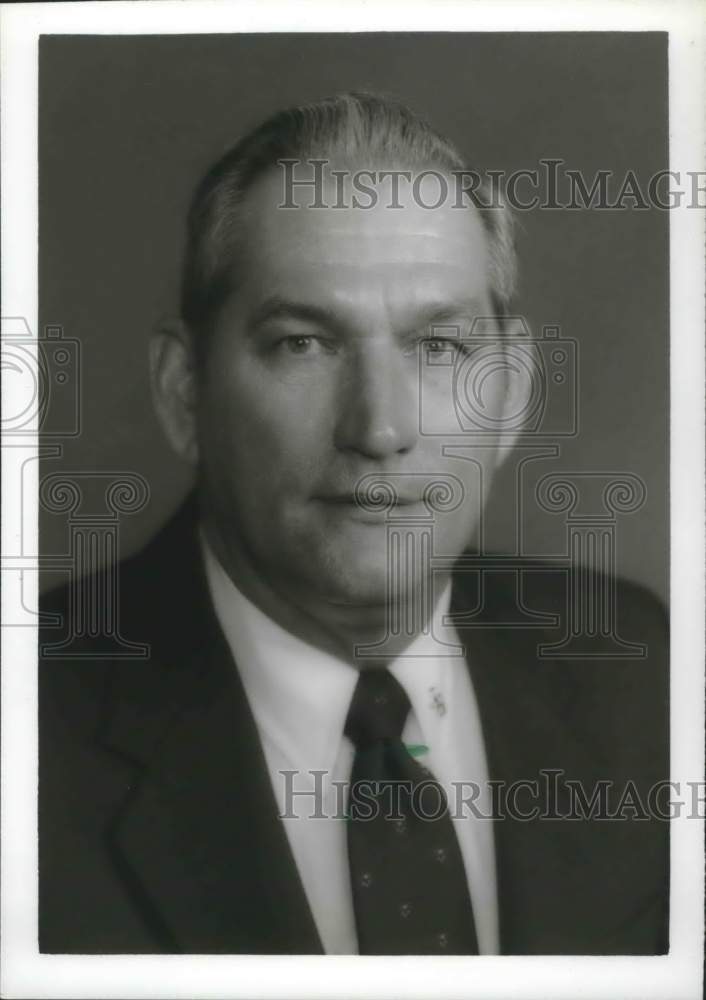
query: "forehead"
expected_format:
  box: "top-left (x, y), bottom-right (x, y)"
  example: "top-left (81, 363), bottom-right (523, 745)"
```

top-left (235, 167), bottom-right (491, 311)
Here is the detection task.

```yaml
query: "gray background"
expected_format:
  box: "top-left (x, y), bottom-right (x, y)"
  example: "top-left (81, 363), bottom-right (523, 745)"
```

top-left (39, 33), bottom-right (669, 605)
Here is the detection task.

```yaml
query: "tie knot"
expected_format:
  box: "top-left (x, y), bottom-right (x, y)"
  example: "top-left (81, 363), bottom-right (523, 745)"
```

top-left (345, 669), bottom-right (411, 748)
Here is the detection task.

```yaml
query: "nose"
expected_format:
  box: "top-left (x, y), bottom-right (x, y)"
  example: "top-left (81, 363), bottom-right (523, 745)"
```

top-left (334, 339), bottom-right (418, 459)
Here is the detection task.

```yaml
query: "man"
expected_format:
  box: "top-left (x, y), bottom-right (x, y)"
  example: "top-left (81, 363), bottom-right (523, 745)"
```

top-left (39, 93), bottom-right (668, 955)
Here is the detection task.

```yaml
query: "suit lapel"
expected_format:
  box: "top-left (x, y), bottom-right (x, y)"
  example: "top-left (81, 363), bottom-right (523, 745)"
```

top-left (94, 502), bottom-right (648, 955)
top-left (451, 568), bottom-right (651, 955)
top-left (98, 502), bottom-right (323, 954)
top-left (453, 605), bottom-right (572, 954)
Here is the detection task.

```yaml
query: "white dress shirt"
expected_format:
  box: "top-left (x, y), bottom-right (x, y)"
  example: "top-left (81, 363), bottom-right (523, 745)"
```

top-left (201, 538), bottom-right (499, 955)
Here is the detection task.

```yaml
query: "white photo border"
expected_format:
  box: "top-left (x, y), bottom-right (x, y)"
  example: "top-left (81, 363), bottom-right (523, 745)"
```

top-left (1, 2), bottom-right (704, 998)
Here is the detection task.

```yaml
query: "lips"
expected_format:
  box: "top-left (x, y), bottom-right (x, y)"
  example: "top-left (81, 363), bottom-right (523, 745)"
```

top-left (317, 494), bottom-right (421, 506)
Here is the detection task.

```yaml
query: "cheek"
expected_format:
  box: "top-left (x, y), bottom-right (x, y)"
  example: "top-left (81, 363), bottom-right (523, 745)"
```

top-left (416, 438), bottom-right (499, 544)
top-left (198, 359), bottom-right (334, 482)
top-left (453, 357), bottom-right (508, 428)
top-left (420, 353), bottom-right (508, 433)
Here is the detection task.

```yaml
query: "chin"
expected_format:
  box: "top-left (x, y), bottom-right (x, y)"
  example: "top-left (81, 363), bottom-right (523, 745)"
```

top-left (277, 516), bottom-right (432, 607)
top-left (319, 561), bottom-right (391, 607)
top-left (285, 539), bottom-right (389, 606)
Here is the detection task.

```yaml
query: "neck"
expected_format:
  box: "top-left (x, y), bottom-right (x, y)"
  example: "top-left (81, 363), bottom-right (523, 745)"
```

top-left (200, 516), bottom-right (451, 669)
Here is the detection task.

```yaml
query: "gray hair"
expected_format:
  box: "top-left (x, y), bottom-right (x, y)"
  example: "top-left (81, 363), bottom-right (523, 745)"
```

top-left (180, 92), bottom-right (517, 356)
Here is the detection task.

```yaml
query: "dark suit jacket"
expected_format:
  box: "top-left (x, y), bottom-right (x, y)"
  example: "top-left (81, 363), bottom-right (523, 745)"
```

top-left (39, 497), bottom-right (669, 954)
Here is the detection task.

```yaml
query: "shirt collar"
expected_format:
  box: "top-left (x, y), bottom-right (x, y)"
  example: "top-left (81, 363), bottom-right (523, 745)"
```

top-left (201, 534), bottom-right (358, 776)
top-left (389, 588), bottom-right (460, 751)
top-left (200, 532), bottom-right (459, 774)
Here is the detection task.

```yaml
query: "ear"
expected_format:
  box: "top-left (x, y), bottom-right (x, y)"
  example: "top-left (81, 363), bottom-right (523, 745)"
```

top-left (149, 318), bottom-right (199, 466)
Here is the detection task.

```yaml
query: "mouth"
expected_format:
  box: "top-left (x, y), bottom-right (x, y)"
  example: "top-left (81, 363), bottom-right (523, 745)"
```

top-left (317, 494), bottom-right (423, 507)
top-left (314, 494), bottom-right (427, 522)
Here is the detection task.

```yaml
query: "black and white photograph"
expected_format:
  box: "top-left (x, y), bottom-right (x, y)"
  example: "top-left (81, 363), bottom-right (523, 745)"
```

top-left (1, 2), bottom-right (704, 999)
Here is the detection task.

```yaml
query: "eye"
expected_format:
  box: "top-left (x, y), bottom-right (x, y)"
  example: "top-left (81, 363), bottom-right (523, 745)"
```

top-left (421, 337), bottom-right (465, 357)
top-left (420, 335), bottom-right (477, 359)
top-left (424, 338), bottom-right (455, 353)
top-left (283, 335), bottom-right (315, 354)
top-left (272, 333), bottom-right (337, 362)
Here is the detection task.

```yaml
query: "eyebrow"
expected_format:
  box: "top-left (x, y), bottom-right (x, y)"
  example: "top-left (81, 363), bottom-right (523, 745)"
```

top-left (417, 301), bottom-right (485, 327)
top-left (247, 295), bottom-right (486, 334)
top-left (248, 297), bottom-right (341, 330)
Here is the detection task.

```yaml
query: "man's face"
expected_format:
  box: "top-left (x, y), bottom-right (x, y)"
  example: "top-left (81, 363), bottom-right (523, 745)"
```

top-left (194, 167), bottom-right (511, 607)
